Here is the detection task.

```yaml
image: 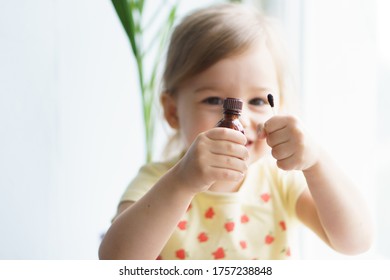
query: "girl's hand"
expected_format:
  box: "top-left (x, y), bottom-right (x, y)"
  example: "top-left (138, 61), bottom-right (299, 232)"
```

top-left (173, 127), bottom-right (249, 194)
top-left (263, 115), bottom-right (319, 171)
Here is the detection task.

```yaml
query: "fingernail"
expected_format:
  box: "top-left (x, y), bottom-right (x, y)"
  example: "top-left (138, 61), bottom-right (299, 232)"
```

top-left (257, 123), bottom-right (266, 139)
top-left (257, 123), bottom-right (263, 135)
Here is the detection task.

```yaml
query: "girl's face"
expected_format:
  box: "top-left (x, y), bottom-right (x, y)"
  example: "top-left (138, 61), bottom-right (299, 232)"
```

top-left (164, 42), bottom-right (280, 164)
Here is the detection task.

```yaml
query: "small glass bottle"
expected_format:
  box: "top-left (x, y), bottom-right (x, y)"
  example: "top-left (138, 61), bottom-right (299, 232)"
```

top-left (215, 98), bottom-right (245, 134)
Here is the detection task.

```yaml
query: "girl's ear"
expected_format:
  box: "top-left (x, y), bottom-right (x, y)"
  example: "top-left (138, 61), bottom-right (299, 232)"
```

top-left (161, 92), bottom-right (179, 129)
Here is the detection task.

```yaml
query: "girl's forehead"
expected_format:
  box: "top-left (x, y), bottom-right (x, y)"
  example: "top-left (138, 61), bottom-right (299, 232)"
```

top-left (201, 44), bottom-right (275, 75)
top-left (180, 45), bottom-right (279, 94)
top-left (203, 40), bottom-right (269, 70)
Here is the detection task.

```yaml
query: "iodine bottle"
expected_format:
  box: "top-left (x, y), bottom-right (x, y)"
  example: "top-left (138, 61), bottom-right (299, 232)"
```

top-left (215, 98), bottom-right (245, 134)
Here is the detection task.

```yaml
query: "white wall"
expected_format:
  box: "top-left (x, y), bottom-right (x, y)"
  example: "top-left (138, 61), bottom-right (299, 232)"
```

top-left (0, 0), bottom-right (145, 259)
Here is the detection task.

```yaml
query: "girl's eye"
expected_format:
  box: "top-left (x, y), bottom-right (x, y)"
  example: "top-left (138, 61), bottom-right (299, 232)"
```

top-left (249, 98), bottom-right (266, 106)
top-left (202, 97), bottom-right (223, 105)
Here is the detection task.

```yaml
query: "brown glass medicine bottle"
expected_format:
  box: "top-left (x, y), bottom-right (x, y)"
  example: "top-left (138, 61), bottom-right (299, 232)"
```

top-left (215, 98), bottom-right (245, 134)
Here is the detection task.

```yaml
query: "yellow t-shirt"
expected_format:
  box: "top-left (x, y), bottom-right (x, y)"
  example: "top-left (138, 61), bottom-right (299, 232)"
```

top-left (120, 155), bottom-right (307, 260)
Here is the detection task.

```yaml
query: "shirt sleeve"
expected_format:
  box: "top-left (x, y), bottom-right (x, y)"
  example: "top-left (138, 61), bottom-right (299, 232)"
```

top-left (120, 158), bottom-right (177, 203)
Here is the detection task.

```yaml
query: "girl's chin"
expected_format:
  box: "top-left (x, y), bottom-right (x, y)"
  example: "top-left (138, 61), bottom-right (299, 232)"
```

top-left (247, 144), bottom-right (270, 164)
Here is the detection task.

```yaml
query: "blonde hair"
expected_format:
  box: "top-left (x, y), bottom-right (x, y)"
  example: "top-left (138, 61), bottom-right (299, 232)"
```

top-left (161, 3), bottom-right (297, 158)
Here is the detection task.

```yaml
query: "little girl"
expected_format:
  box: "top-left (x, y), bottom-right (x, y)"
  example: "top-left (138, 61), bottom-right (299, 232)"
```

top-left (99, 3), bottom-right (373, 260)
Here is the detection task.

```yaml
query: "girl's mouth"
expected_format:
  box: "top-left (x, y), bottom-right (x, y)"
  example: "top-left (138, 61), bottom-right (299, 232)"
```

top-left (245, 140), bottom-right (254, 147)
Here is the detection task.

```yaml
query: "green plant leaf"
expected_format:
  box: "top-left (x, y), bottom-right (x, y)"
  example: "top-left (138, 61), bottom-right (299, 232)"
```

top-left (112, 0), bottom-right (139, 57)
top-left (111, 0), bottom-right (181, 162)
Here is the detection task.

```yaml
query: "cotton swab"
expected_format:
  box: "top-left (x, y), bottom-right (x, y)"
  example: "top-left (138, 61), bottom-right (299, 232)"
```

top-left (267, 93), bottom-right (275, 115)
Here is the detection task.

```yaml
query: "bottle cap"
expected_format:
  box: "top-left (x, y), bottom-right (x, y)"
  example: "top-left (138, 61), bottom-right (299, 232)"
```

top-left (223, 98), bottom-right (243, 111)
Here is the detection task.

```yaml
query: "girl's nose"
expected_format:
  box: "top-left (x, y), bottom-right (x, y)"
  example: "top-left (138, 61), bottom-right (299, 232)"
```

top-left (239, 110), bottom-right (250, 129)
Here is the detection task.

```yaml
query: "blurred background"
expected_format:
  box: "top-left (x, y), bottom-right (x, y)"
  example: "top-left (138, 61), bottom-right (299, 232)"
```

top-left (0, 0), bottom-right (388, 259)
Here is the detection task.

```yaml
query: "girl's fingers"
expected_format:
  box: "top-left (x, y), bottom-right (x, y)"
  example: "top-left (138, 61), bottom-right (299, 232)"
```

top-left (266, 128), bottom-right (290, 148)
top-left (210, 166), bottom-right (246, 182)
top-left (264, 115), bottom-right (299, 135)
top-left (257, 123), bottom-right (267, 139)
top-left (263, 115), bottom-right (313, 171)
top-left (208, 153), bottom-right (248, 174)
top-left (275, 155), bottom-right (297, 171)
top-left (271, 141), bottom-right (295, 160)
top-left (265, 115), bottom-right (304, 149)
top-left (206, 127), bottom-right (247, 146)
top-left (209, 140), bottom-right (249, 160)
